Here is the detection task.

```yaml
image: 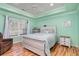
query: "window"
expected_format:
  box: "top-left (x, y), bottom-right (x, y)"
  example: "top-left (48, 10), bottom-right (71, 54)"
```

top-left (8, 17), bottom-right (27, 36)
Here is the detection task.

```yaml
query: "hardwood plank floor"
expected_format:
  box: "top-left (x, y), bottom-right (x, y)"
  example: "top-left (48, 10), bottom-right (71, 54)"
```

top-left (1, 42), bottom-right (79, 56)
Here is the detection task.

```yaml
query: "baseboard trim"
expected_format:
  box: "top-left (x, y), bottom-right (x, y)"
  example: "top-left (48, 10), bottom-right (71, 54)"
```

top-left (72, 45), bottom-right (79, 48)
top-left (13, 41), bottom-right (22, 44)
top-left (57, 42), bottom-right (79, 48)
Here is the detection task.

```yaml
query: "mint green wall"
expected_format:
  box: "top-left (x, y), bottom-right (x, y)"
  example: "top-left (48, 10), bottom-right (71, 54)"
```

top-left (0, 15), bottom-right (5, 33)
top-left (34, 11), bottom-right (79, 47)
top-left (76, 7), bottom-right (79, 47)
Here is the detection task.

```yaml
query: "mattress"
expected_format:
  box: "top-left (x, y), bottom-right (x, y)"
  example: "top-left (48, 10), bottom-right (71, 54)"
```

top-left (22, 33), bottom-right (57, 56)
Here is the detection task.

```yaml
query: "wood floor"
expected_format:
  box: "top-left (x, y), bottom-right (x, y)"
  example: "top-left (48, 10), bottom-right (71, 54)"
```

top-left (2, 42), bottom-right (79, 56)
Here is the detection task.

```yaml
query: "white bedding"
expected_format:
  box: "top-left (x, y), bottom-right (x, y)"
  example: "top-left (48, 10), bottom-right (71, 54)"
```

top-left (22, 33), bottom-right (57, 56)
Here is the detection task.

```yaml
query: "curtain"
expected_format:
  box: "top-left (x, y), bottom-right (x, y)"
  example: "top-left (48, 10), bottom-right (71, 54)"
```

top-left (3, 16), bottom-right (10, 38)
top-left (27, 20), bottom-right (32, 34)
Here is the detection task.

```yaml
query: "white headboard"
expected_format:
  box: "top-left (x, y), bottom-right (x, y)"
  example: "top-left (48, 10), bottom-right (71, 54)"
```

top-left (40, 26), bottom-right (56, 33)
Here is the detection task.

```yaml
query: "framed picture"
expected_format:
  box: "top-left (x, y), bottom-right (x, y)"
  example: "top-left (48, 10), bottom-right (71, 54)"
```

top-left (64, 20), bottom-right (71, 27)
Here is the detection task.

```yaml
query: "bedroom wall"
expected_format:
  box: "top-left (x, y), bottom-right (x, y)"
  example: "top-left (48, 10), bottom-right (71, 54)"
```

top-left (76, 6), bottom-right (79, 47)
top-left (33, 4), bottom-right (79, 47)
top-left (0, 4), bottom-right (34, 43)
top-left (0, 15), bottom-right (5, 33)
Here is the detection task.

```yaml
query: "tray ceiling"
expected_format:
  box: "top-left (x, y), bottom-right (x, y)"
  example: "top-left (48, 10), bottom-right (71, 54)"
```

top-left (8, 3), bottom-right (64, 16)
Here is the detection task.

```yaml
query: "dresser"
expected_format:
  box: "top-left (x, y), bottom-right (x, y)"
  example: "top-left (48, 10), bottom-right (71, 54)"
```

top-left (59, 36), bottom-right (71, 47)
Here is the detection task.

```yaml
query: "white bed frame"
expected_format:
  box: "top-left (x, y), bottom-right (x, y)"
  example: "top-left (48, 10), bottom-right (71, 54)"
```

top-left (22, 26), bottom-right (57, 56)
top-left (22, 37), bottom-right (46, 56)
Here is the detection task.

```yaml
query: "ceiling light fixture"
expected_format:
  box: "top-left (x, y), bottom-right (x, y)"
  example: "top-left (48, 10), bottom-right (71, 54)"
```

top-left (50, 3), bottom-right (54, 6)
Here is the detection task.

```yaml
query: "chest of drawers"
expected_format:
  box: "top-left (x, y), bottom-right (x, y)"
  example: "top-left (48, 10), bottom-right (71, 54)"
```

top-left (59, 36), bottom-right (71, 47)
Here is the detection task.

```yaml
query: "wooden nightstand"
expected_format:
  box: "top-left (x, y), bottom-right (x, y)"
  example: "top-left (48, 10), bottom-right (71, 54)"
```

top-left (59, 36), bottom-right (71, 47)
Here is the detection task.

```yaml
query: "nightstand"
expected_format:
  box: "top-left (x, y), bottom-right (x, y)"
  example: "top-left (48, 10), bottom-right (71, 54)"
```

top-left (59, 36), bottom-right (71, 47)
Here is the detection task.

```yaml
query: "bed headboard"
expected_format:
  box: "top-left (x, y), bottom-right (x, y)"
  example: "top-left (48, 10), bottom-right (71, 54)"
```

top-left (40, 26), bottom-right (56, 33)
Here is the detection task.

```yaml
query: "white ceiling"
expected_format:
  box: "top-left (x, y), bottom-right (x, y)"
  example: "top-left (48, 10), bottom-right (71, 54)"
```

top-left (7, 3), bottom-right (64, 16)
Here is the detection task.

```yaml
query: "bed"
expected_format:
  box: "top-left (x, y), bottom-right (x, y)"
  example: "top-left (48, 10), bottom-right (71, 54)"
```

top-left (22, 26), bottom-right (57, 56)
